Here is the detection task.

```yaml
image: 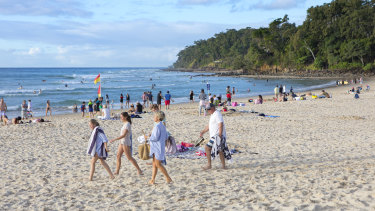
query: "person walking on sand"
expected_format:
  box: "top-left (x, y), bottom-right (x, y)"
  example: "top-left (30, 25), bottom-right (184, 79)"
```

top-left (157, 91), bottom-right (163, 110)
top-left (27, 100), bottom-right (33, 117)
top-left (87, 119), bottom-right (115, 181)
top-left (164, 91), bottom-right (171, 110)
top-left (110, 112), bottom-right (143, 176)
top-left (274, 85), bottom-right (279, 101)
top-left (142, 92), bottom-right (147, 107)
top-left (190, 90), bottom-right (194, 103)
top-left (126, 93), bottom-right (130, 108)
top-left (120, 93), bottom-right (124, 109)
top-left (0, 98), bottom-right (7, 121)
top-left (198, 89), bottom-right (207, 116)
top-left (45, 100), bottom-right (52, 116)
top-left (88, 100), bottom-right (94, 118)
top-left (199, 103), bottom-right (231, 170)
top-left (81, 101), bottom-right (86, 117)
top-left (21, 100), bottom-right (28, 119)
top-left (144, 111), bottom-right (172, 184)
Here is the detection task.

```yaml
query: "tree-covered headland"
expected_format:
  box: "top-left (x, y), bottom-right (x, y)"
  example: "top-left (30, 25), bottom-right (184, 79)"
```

top-left (173, 0), bottom-right (375, 75)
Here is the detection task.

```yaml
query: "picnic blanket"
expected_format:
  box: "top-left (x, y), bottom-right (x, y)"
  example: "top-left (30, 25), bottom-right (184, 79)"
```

top-left (166, 147), bottom-right (204, 159)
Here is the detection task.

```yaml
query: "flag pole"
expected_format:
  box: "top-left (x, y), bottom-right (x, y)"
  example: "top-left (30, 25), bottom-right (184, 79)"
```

top-left (100, 73), bottom-right (102, 98)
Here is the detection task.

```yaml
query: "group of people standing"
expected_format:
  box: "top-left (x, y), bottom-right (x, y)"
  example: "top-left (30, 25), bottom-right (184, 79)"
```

top-left (0, 98), bottom-right (39, 125)
top-left (274, 84), bottom-right (291, 102)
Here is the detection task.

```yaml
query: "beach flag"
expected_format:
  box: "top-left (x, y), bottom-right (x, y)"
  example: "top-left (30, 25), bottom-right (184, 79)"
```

top-left (98, 84), bottom-right (101, 97)
top-left (94, 74), bottom-right (100, 84)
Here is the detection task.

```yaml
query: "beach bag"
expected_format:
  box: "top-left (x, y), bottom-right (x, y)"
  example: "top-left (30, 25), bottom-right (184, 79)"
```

top-left (166, 136), bottom-right (177, 154)
top-left (232, 102), bottom-right (238, 106)
top-left (138, 141), bottom-right (150, 160)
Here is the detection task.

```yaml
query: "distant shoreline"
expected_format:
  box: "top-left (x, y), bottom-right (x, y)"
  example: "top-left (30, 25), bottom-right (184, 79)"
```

top-left (163, 67), bottom-right (371, 79)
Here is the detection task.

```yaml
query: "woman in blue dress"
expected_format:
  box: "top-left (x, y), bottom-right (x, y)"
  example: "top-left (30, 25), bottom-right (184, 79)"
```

top-left (145, 111), bottom-right (172, 184)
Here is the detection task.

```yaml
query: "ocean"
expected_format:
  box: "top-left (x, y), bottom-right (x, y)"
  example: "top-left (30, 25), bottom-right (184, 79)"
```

top-left (0, 67), bottom-right (335, 118)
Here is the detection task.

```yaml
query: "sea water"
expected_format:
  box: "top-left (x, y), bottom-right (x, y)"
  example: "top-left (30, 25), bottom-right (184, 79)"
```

top-left (0, 67), bottom-right (335, 118)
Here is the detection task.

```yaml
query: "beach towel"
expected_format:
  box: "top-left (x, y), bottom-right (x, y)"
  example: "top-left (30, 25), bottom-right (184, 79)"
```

top-left (87, 126), bottom-right (108, 159)
top-left (167, 147), bottom-right (204, 159)
top-left (210, 135), bottom-right (231, 161)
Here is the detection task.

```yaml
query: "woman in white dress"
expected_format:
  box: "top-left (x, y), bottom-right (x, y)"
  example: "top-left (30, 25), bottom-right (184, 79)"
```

top-left (110, 112), bottom-right (142, 175)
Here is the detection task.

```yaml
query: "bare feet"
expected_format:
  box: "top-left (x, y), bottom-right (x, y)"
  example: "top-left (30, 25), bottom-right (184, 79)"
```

top-left (146, 162), bottom-right (152, 165)
top-left (110, 175), bottom-right (115, 179)
top-left (201, 165), bottom-right (212, 171)
top-left (138, 170), bottom-right (143, 176)
top-left (114, 172), bottom-right (119, 175)
top-left (166, 178), bottom-right (173, 184)
top-left (149, 179), bottom-right (155, 185)
top-left (221, 166), bottom-right (227, 170)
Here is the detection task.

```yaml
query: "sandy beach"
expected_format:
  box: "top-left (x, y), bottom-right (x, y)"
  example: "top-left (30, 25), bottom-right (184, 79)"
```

top-left (1, 78), bottom-right (375, 210)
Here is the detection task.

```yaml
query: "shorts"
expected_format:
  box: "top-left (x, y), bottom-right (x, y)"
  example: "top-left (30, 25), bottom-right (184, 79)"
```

top-left (206, 139), bottom-right (215, 148)
top-left (120, 99), bottom-right (123, 103)
top-left (165, 100), bottom-right (170, 105)
top-left (0, 111), bottom-right (5, 116)
top-left (89, 107), bottom-right (93, 112)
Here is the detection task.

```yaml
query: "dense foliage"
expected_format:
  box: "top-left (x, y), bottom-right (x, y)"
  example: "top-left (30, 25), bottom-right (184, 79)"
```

top-left (173, 0), bottom-right (375, 72)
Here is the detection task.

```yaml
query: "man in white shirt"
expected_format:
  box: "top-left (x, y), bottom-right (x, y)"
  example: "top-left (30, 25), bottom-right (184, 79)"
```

top-left (199, 103), bottom-right (230, 170)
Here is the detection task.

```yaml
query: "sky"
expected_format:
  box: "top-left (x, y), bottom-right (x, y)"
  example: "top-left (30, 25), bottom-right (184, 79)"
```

top-left (0, 0), bottom-right (332, 67)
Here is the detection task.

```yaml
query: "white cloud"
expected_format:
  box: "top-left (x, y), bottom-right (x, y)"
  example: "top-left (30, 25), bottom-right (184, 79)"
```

top-left (28, 47), bottom-right (41, 55)
top-left (12, 47), bottom-right (42, 56)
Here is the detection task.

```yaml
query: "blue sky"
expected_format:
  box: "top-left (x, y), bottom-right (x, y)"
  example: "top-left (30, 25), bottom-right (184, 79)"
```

top-left (0, 0), bottom-right (331, 67)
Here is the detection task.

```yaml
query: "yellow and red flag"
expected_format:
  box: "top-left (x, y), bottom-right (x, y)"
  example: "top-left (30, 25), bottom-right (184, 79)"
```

top-left (94, 74), bottom-right (100, 84)
top-left (98, 84), bottom-right (101, 98)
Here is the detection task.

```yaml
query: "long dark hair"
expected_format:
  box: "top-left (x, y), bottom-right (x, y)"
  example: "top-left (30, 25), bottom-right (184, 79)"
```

top-left (121, 112), bottom-right (132, 124)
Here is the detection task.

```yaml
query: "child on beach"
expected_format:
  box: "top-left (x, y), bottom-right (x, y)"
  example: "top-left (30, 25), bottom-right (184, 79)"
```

top-left (144, 111), bottom-right (172, 184)
top-left (81, 102), bottom-right (86, 117)
top-left (109, 112), bottom-right (143, 175)
top-left (73, 104), bottom-right (78, 113)
top-left (86, 119), bottom-right (114, 181)
top-left (226, 92), bottom-right (232, 106)
top-left (190, 91), bottom-right (194, 103)
top-left (88, 100), bottom-right (94, 118)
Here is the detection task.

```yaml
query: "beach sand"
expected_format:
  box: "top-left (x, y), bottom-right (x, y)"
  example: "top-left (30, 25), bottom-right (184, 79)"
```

top-left (1, 79), bottom-right (375, 210)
